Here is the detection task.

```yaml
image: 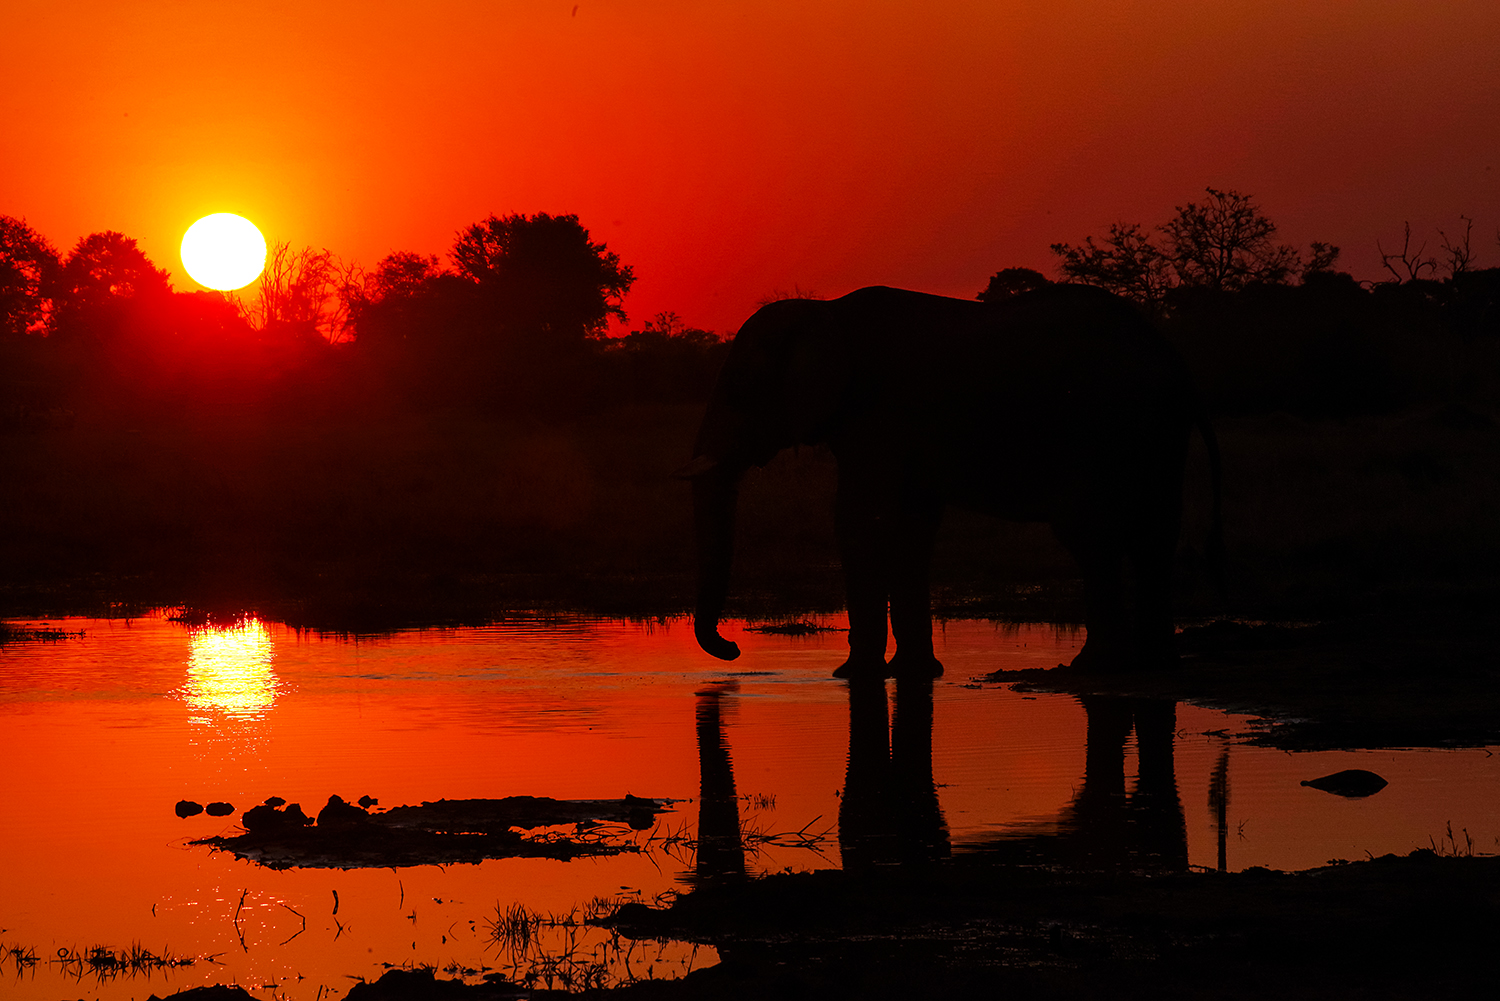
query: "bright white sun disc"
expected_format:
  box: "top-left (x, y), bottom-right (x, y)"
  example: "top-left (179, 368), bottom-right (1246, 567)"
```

top-left (181, 213), bottom-right (267, 291)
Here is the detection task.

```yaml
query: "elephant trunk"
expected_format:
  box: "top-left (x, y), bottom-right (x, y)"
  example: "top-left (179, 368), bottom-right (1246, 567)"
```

top-left (692, 464), bottom-right (743, 661)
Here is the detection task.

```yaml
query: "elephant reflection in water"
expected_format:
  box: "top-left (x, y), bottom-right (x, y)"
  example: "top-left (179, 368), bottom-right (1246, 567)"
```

top-left (690, 677), bottom-right (948, 879)
top-left (685, 284), bottom-right (1222, 678)
top-left (691, 682), bottom-right (746, 883)
top-left (972, 696), bottom-right (1188, 871)
top-left (839, 675), bottom-right (949, 868)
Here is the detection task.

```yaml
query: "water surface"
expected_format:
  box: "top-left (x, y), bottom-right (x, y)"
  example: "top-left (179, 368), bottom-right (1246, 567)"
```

top-left (1, 614), bottom-right (1495, 997)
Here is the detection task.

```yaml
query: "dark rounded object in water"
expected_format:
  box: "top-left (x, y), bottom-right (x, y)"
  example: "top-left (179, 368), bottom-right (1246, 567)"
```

top-left (264, 795), bottom-right (286, 807)
top-left (318, 794), bottom-right (373, 828)
top-left (175, 799), bottom-right (204, 818)
top-left (1301, 769), bottom-right (1389, 798)
top-left (205, 801), bottom-right (234, 817)
top-left (242, 804), bottom-right (282, 832)
top-left (243, 801), bottom-right (316, 833)
top-left (358, 794), bottom-right (379, 808)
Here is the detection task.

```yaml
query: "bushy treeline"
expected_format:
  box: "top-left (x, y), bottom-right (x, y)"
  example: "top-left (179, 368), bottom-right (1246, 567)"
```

top-left (6, 191), bottom-right (1499, 425)
top-left (982, 189), bottom-right (1500, 417)
top-left (0, 212), bottom-right (730, 420)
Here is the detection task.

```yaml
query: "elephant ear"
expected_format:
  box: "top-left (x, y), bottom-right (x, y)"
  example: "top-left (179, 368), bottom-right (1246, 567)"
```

top-left (778, 305), bottom-right (851, 445)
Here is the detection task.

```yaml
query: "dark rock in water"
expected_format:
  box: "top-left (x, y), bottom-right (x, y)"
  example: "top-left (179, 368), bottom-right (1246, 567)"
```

top-left (318, 794), bottom-right (373, 828)
top-left (242, 804), bottom-right (280, 832)
top-left (175, 800), bottom-right (204, 818)
top-left (146, 984), bottom-right (257, 1000)
top-left (205, 801), bottom-right (234, 817)
top-left (358, 794), bottom-right (379, 808)
top-left (1301, 769), bottom-right (1389, 798)
top-left (264, 795), bottom-right (286, 807)
top-left (243, 802), bottom-right (315, 833)
top-left (345, 968), bottom-right (520, 1000)
top-left (191, 794), bottom-right (674, 870)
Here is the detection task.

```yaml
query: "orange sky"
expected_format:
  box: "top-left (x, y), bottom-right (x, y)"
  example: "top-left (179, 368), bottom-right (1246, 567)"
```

top-left (5, 1), bottom-right (1499, 333)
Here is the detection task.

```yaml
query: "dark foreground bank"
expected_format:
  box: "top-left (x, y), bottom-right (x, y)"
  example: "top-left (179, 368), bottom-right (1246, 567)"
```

top-left (145, 850), bottom-right (1497, 1001)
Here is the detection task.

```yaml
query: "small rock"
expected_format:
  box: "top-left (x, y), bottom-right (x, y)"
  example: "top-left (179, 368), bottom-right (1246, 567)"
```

top-left (205, 801), bottom-right (234, 817)
top-left (1301, 769), bottom-right (1388, 798)
top-left (264, 795), bottom-right (286, 807)
top-left (358, 794), bottom-right (379, 808)
top-left (175, 800), bottom-right (204, 818)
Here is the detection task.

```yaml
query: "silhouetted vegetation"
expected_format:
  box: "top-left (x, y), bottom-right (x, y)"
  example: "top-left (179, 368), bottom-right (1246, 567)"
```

top-left (1050, 188), bottom-right (1336, 308)
top-left (1043, 190), bottom-right (1500, 418)
top-left (0, 210), bottom-right (741, 428)
top-left (3, 198), bottom-right (1499, 624)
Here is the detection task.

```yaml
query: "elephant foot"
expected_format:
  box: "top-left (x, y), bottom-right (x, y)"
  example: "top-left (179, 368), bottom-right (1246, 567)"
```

top-left (1066, 638), bottom-right (1180, 674)
top-left (832, 653), bottom-right (891, 680)
top-left (1065, 642), bottom-right (1131, 674)
top-left (888, 652), bottom-right (944, 679)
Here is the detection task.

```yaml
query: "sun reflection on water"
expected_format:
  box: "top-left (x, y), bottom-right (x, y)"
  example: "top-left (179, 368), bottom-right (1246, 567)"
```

top-left (179, 617), bottom-right (280, 719)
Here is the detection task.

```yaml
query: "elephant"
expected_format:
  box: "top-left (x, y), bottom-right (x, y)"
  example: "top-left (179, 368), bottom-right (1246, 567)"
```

top-left (682, 283), bottom-right (1222, 678)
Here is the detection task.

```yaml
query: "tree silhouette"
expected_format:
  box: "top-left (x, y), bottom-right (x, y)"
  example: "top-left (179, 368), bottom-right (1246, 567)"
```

top-left (450, 212), bottom-right (634, 352)
top-left (50, 231), bottom-right (172, 343)
top-left (976, 266), bottom-right (1051, 302)
top-left (1376, 222), bottom-right (1438, 284)
top-left (367, 250), bottom-right (444, 302)
top-left (0, 216), bottom-right (61, 337)
top-left (1051, 222), bottom-right (1173, 306)
top-left (1052, 188), bottom-right (1336, 307)
top-left (1161, 188), bottom-right (1304, 291)
top-left (251, 242), bottom-right (358, 345)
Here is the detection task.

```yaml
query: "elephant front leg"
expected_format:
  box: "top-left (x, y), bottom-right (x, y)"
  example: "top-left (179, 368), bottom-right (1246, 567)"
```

top-left (833, 529), bottom-right (891, 679)
top-left (887, 502), bottom-right (944, 679)
top-left (832, 478), bottom-right (892, 679)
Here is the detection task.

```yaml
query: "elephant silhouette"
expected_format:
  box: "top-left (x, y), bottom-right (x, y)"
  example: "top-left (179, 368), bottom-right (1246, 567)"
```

top-left (683, 284), bottom-right (1222, 677)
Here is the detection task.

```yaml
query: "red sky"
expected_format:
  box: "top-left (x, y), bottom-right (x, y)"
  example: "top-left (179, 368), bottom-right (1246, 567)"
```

top-left (6, 0), bottom-right (1499, 334)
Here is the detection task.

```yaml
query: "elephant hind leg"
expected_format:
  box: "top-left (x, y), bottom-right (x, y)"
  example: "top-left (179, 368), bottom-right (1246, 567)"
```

top-left (1127, 537), bottom-right (1181, 669)
top-left (1057, 529), bottom-right (1132, 672)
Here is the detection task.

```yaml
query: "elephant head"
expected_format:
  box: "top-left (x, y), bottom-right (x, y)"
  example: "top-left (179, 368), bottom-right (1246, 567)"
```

top-left (680, 297), bottom-right (851, 661)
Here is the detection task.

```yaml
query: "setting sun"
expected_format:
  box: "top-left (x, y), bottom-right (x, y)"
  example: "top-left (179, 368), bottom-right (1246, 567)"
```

top-left (180, 213), bottom-right (267, 291)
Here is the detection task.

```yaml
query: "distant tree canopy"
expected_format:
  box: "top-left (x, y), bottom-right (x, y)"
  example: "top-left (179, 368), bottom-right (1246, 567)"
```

top-left (50, 231), bottom-right (174, 345)
top-left (976, 267), bottom-right (1051, 302)
top-left (600, 311), bottom-right (730, 405)
top-left (368, 251), bottom-right (443, 302)
top-left (347, 212), bottom-right (638, 411)
top-left (9, 200), bottom-right (1498, 422)
top-left (1050, 188), bottom-right (1339, 308)
top-left (0, 216), bottom-right (61, 337)
top-left (450, 212), bottom-right (634, 347)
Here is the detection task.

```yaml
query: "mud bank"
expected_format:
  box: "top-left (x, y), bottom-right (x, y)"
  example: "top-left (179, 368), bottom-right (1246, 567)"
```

top-left (147, 850), bottom-right (1498, 1000)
